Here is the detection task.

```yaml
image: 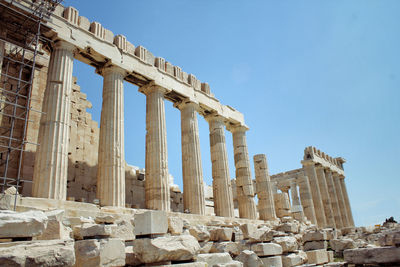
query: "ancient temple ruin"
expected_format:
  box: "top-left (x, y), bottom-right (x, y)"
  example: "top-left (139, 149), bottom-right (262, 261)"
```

top-left (1, 1), bottom-right (398, 266)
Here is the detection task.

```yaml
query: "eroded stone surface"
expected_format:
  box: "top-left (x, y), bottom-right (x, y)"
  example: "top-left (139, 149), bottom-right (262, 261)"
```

top-left (0, 210), bottom-right (48, 238)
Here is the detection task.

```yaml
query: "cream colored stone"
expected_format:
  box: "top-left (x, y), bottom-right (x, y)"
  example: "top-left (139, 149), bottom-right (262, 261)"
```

top-left (235, 250), bottom-right (263, 267)
top-left (111, 219), bottom-right (135, 241)
top-left (196, 253), bottom-right (233, 266)
top-left (298, 175), bottom-right (317, 225)
top-left (134, 210), bottom-right (168, 236)
top-left (230, 125), bottom-right (257, 219)
top-left (344, 246), bottom-right (400, 265)
top-left (206, 115), bottom-right (235, 218)
top-left (340, 176), bottom-right (355, 227)
top-left (306, 249), bottom-right (329, 264)
top-left (73, 223), bottom-right (114, 239)
top-left (189, 225), bottom-right (210, 241)
top-left (32, 41), bottom-right (75, 200)
top-left (303, 240), bottom-right (328, 251)
top-left (132, 235), bottom-right (200, 264)
top-left (325, 169), bottom-right (343, 228)
top-left (177, 101), bottom-right (205, 215)
top-left (169, 217), bottom-right (184, 235)
top-left (253, 154), bottom-right (277, 221)
top-left (281, 252), bottom-right (307, 267)
top-left (0, 239), bottom-right (75, 266)
top-left (140, 84), bottom-right (170, 211)
top-left (260, 256), bottom-right (282, 267)
top-left (273, 236), bottom-right (298, 253)
top-left (302, 161), bottom-right (327, 228)
top-left (303, 231), bottom-right (327, 242)
top-left (74, 238), bottom-right (125, 267)
top-left (251, 242), bottom-right (282, 256)
top-left (0, 210), bottom-right (48, 238)
top-left (210, 228), bottom-right (233, 241)
top-left (333, 172), bottom-right (349, 228)
top-left (315, 165), bottom-right (335, 228)
top-left (210, 241), bottom-right (241, 256)
top-left (97, 66), bottom-right (126, 207)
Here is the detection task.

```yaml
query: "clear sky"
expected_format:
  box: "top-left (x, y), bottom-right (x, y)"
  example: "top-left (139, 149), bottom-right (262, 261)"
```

top-left (66, 0), bottom-right (400, 226)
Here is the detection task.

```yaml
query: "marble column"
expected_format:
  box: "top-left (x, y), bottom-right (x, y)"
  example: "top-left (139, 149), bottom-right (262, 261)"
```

top-left (96, 66), bottom-right (125, 207)
top-left (32, 41), bottom-right (74, 200)
top-left (302, 161), bottom-right (327, 227)
top-left (206, 115), bottom-right (234, 217)
top-left (253, 154), bottom-right (277, 221)
top-left (340, 176), bottom-right (355, 227)
top-left (315, 165), bottom-right (336, 228)
top-left (333, 172), bottom-right (349, 227)
top-left (325, 169), bottom-right (343, 228)
top-left (140, 84), bottom-right (170, 211)
top-left (290, 181), bottom-right (303, 213)
top-left (298, 175), bottom-right (317, 225)
top-left (176, 100), bottom-right (205, 215)
top-left (230, 125), bottom-right (257, 219)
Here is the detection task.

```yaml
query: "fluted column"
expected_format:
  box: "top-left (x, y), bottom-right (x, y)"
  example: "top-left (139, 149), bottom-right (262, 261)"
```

top-left (176, 100), bottom-right (205, 215)
top-left (325, 169), bottom-right (343, 228)
top-left (253, 154), bottom-right (277, 221)
top-left (340, 176), bottom-right (355, 227)
top-left (96, 66), bottom-right (125, 207)
top-left (229, 125), bottom-right (257, 219)
top-left (298, 175), bottom-right (317, 225)
top-left (206, 115), bottom-right (234, 217)
top-left (315, 165), bottom-right (336, 228)
top-left (32, 41), bottom-right (74, 200)
top-left (140, 84), bottom-right (170, 211)
top-left (333, 172), bottom-right (349, 227)
top-left (290, 181), bottom-right (305, 221)
top-left (302, 161), bottom-right (327, 227)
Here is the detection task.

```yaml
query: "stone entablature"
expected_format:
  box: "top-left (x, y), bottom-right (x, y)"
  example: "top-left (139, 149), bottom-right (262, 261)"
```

top-left (303, 146), bottom-right (345, 175)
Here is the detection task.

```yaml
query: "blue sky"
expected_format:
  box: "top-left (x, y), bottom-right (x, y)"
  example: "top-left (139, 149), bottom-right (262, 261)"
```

top-left (66, 0), bottom-right (400, 226)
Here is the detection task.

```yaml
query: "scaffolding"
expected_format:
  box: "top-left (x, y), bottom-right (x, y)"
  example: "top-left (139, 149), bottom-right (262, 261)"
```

top-left (0, 0), bottom-right (62, 209)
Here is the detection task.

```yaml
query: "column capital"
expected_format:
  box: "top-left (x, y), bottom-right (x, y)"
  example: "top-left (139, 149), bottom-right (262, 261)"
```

top-left (139, 81), bottom-right (169, 95)
top-left (53, 40), bottom-right (76, 52)
top-left (226, 124), bottom-right (249, 133)
top-left (314, 164), bottom-right (325, 171)
top-left (204, 113), bottom-right (225, 124)
top-left (301, 160), bottom-right (315, 167)
top-left (173, 99), bottom-right (199, 111)
top-left (97, 64), bottom-right (126, 77)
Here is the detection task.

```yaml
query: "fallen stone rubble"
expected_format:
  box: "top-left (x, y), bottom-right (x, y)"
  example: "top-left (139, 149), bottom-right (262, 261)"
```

top-left (0, 209), bottom-right (399, 266)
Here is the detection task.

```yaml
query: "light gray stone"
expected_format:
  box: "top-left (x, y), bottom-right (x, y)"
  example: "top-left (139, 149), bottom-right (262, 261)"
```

top-left (378, 230), bottom-right (400, 247)
top-left (0, 210), bottom-right (48, 238)
top-left (134, 210), bottom-right (168, 236)
top-left (251, 242), bottom-right (282, 256)
top-left (95, 214), bottom-right (117, 224)
top-left (132, 235), bottom-right (200, 264)
top-left (214, 260), bottom-right (243, 267)
top-left (199, 241), bottom-right (213, 253)
top-left (344, 246), bottom-right (400, 265)
top-left (74, 238), bottom-right (125, 267)
top-left (260, 255), bottom-right (283, 267)
top-left (0, 239), bottom-right (75, 266)
top-left (171, 263), bottom-right (207, 267)
top-left (235, 250), bottom-right (263, 267)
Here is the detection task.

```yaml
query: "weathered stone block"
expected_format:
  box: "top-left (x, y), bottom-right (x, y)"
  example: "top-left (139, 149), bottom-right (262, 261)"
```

top-left (251, 243), bottom-right (282, 256)
top-left (196, 253), bottom-right (233, 266)
top-left (378, 230), bottom-right (400, 247)
top-left (235, 250), bottom-right (263, 267)
top-left (273, 236), bottom-right (298, 253)
top-left (330, 238), bottom-right (356, 252)
top-left (210, 241), bottom-right (241, 256)
top-left (306, 249), bottom-right (329, 265)
top-left (111, 219), bottom-right (135, 241)
top-left (189, 225), bottom-right (210, 241)
top-left (134, 210), bottom-right (168, 236)
top-left (303, 240), bottom-right (328, 251)
top-left (0, 239), bottom-right (75, 266)
top-left (303, 231), bottom-right (327, 242)
top-left (281, 252), bottom-right (306, 267)
top-left (344, 246), bottom-right (400, 265)
top-left (277, 222), bottom-right (299, 234)
top-left (132, 235), bottom-right (200, 264)
top-left (73, 223), bottom-right (114, 239)
top-left (210, 228), bottom-right (233, 241)
top-left (168, 217), bottom-right (184, 235)
top-left (74, 238), bottom-right (125, 267)
top-left (260, 255), bottom-right (282, 267)
top-left (0, 210), bottom-right (48, 238)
